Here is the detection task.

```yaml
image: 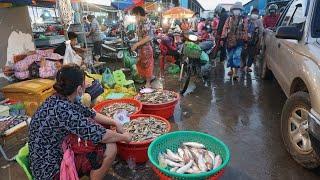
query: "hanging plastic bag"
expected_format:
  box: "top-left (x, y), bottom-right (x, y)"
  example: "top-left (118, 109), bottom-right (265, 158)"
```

top-left (200, 51), bottom-right (209, 64)
top-left (63, 40), bottom-right (82, 66)
top-left (102, 68), bottom-right (115, 88)
top-left (60, 140), bottom-right (79, 180)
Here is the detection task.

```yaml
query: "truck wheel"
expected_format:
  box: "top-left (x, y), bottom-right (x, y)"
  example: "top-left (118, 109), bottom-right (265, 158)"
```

top-left (281, 92), bottom-right (320, 169)
top-left (260, 50), bottom-right (272, 80)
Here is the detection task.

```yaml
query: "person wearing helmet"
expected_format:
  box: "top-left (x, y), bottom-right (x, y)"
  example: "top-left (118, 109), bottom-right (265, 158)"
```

top-left (221, 2), bottom-right (248, 80)
top-left (242, 8), bottom-right (264, 73)
top-left (197, 18), bottom-right (206, 35)
top-left (198, 26), bottom-right (214, 51)
top-left (212, 13), bottom-right (220, 35)
top-left (263, 4), bottom-right (280, 28)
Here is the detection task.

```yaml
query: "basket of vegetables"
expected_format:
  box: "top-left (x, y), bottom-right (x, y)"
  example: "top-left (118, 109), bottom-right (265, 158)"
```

top-left (148, 131), bottom-right (230, 180)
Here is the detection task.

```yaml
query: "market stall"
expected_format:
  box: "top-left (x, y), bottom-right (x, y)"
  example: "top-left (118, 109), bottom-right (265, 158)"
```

top-left (0, 2), bottom-right (232, 179)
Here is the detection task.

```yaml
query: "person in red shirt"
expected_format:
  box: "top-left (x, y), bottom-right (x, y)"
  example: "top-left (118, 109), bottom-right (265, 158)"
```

top-left (212, 14), bottom-right (219, 35)
top-left (263, 4), bottom-right (280, 29)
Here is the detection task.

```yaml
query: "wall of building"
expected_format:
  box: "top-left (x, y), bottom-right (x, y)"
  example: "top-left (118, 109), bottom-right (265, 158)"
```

top-left (0, 6), bottom-right (34, 68)
top-left (244, 0), bottom-right (267, 15)
top-left (188, 0), bottom-right (203, 14)
top-left (0, 6), bottom-right (34, 87)
top-left (180, 0), bottom-right (188, 8)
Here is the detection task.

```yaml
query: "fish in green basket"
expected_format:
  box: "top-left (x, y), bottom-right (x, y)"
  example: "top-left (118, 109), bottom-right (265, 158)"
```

top-left (157, 142), bottom-right (223, 174)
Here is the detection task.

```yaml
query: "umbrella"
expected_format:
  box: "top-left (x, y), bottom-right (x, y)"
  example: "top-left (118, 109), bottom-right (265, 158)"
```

top-left (163, 7), bottom-right (194, 19)
top-left (111, 0), bottom-right (143, 10)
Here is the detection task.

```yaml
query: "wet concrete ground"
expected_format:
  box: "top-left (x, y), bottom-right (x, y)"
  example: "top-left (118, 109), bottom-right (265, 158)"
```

top-left (1, 60), bottom-right (320, 179)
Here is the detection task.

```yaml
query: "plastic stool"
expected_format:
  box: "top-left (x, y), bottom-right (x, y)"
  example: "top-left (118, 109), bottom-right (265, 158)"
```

top-left (15, 143), bottom-right (33, 180)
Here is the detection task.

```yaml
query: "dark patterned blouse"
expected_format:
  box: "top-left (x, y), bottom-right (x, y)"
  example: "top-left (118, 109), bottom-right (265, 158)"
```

top-left (28, 95), bottom-right (106, 180)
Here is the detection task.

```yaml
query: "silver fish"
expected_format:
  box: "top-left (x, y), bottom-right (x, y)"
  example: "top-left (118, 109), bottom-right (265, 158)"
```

top-left (170, 167), bottom-right (179, 172)
top-left (183, 142), bottom-right (206, 149)
top-left (204, 151), bottom-right (213, 170)
top-left (182, 146), bottom-right (193, 163)
top-left (177, 148), bottom-right (184, 159)
top-left (197, 153), bottom-right (207, 172)
top-left (158, 153), bottom-right (167, 168)
top-left (189, 148), bottom-right (200, 163)
top-left (176, 160), bottom-right (194, 174)
top-left (186, 168), bottom-right (194, 174)
top-left (192, 165), bottom-right (201, 173)
top-left (166, 149), bottom-right (183, 162)
top-left (213, 155), bottom-right (222, 169)
top-left (208, 151), bottom-right (215, 169)
top-left (165, 159), bottom-right (184, 167)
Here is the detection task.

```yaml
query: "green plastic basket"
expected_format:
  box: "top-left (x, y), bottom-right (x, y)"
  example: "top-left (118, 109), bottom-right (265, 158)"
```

top-left (148, 131), bottom-right (230, 180)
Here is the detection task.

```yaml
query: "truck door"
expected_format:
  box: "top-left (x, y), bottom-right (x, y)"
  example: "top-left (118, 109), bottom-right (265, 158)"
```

top-left (276, 0), bottom-right (308, 92)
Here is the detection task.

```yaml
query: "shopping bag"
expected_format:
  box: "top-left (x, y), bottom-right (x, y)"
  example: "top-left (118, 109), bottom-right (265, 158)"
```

top-left (85, 73), bottom-right (104, 100)
top-left (63, 40), bottom-right (82, 66)
top-left (200, 51), bottom-right (209, 64)
top-left (102, 68), bottom-right (115, 88)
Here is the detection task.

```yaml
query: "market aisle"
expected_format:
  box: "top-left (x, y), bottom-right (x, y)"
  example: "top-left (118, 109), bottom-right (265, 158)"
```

top-left (1, 61), bottom-right (320, 179)
top-left (168, 61), bottom-right (320, 180)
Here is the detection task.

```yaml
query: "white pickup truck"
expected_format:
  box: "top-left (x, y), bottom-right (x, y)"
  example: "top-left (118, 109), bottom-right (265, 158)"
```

top-left (262, 0), bottom-right (320, 168)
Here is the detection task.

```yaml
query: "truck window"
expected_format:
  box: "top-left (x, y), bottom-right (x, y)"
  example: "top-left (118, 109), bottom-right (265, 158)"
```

top-left (311, 0), bottom-right (320, 38)
top-left (280, 0), bottom-right (306, 27)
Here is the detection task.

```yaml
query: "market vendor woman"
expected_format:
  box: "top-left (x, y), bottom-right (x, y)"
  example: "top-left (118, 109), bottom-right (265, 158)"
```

top-left (131, 6), bottom-right (155, 88)
top-left (29, 64), bottom-right (132, 180)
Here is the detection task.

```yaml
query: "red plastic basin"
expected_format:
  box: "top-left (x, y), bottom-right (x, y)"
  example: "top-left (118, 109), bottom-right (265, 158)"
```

top-left (135, 91), bottom-right (180, 109)
top-left (117, 114), bottom-right (171, 163)
top-left (142, 103), bottom-right (177, 119)
top-left (93, 98), bottom-right (142, 116)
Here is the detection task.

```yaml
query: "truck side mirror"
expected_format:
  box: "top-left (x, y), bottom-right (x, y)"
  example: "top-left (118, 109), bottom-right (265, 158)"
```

top-left (275, 26), bottom-right (303, 40)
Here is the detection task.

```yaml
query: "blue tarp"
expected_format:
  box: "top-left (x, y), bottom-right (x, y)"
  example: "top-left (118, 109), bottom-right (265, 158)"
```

top-left (0, 0), bottom-right (32, 4)
top-left (111, 0), bottom-right (134, 10)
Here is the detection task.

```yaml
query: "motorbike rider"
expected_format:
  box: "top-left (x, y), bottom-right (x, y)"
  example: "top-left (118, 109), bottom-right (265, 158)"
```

top-left (197, 18), bottom-right (206, 35)
top-left (263, 4), bottom-right (280, 29)
top-left (198, 26), bottom-right (214, 51)
top-left (158, 28), bottom-right (181, 76)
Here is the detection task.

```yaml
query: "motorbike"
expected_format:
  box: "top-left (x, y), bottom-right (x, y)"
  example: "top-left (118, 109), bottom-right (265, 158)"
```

top-left (100, 38), bottom-right (124, 60)
top-left (115, 37), bottom-right (145, 83)
top-left (178, 32), bottom-right (215, 95)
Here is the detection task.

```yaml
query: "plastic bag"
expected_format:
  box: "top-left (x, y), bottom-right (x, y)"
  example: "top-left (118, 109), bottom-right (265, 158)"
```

top-left (168, 64), bottom-right (180, 74)
top-left (102, 68), bottom-right (115, 88)
top-left (63, 40), bottom-right (82, 66)
top-left (183, 42), bottom-right (202, 59)
top-left (113, 110), bottom-right (130, 125)
top-left (200, 51), bottom-right (209, 64)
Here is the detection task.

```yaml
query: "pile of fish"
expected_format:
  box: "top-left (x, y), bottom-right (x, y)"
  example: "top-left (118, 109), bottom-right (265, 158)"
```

top-left (102, 103), bottom-right (137, 117)
top-left (158, 142), bottom-right (222, 174)
top-left (137, 90), bottom-right (177, 104)
top-left (123, 117), bottom-right (168, 142)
